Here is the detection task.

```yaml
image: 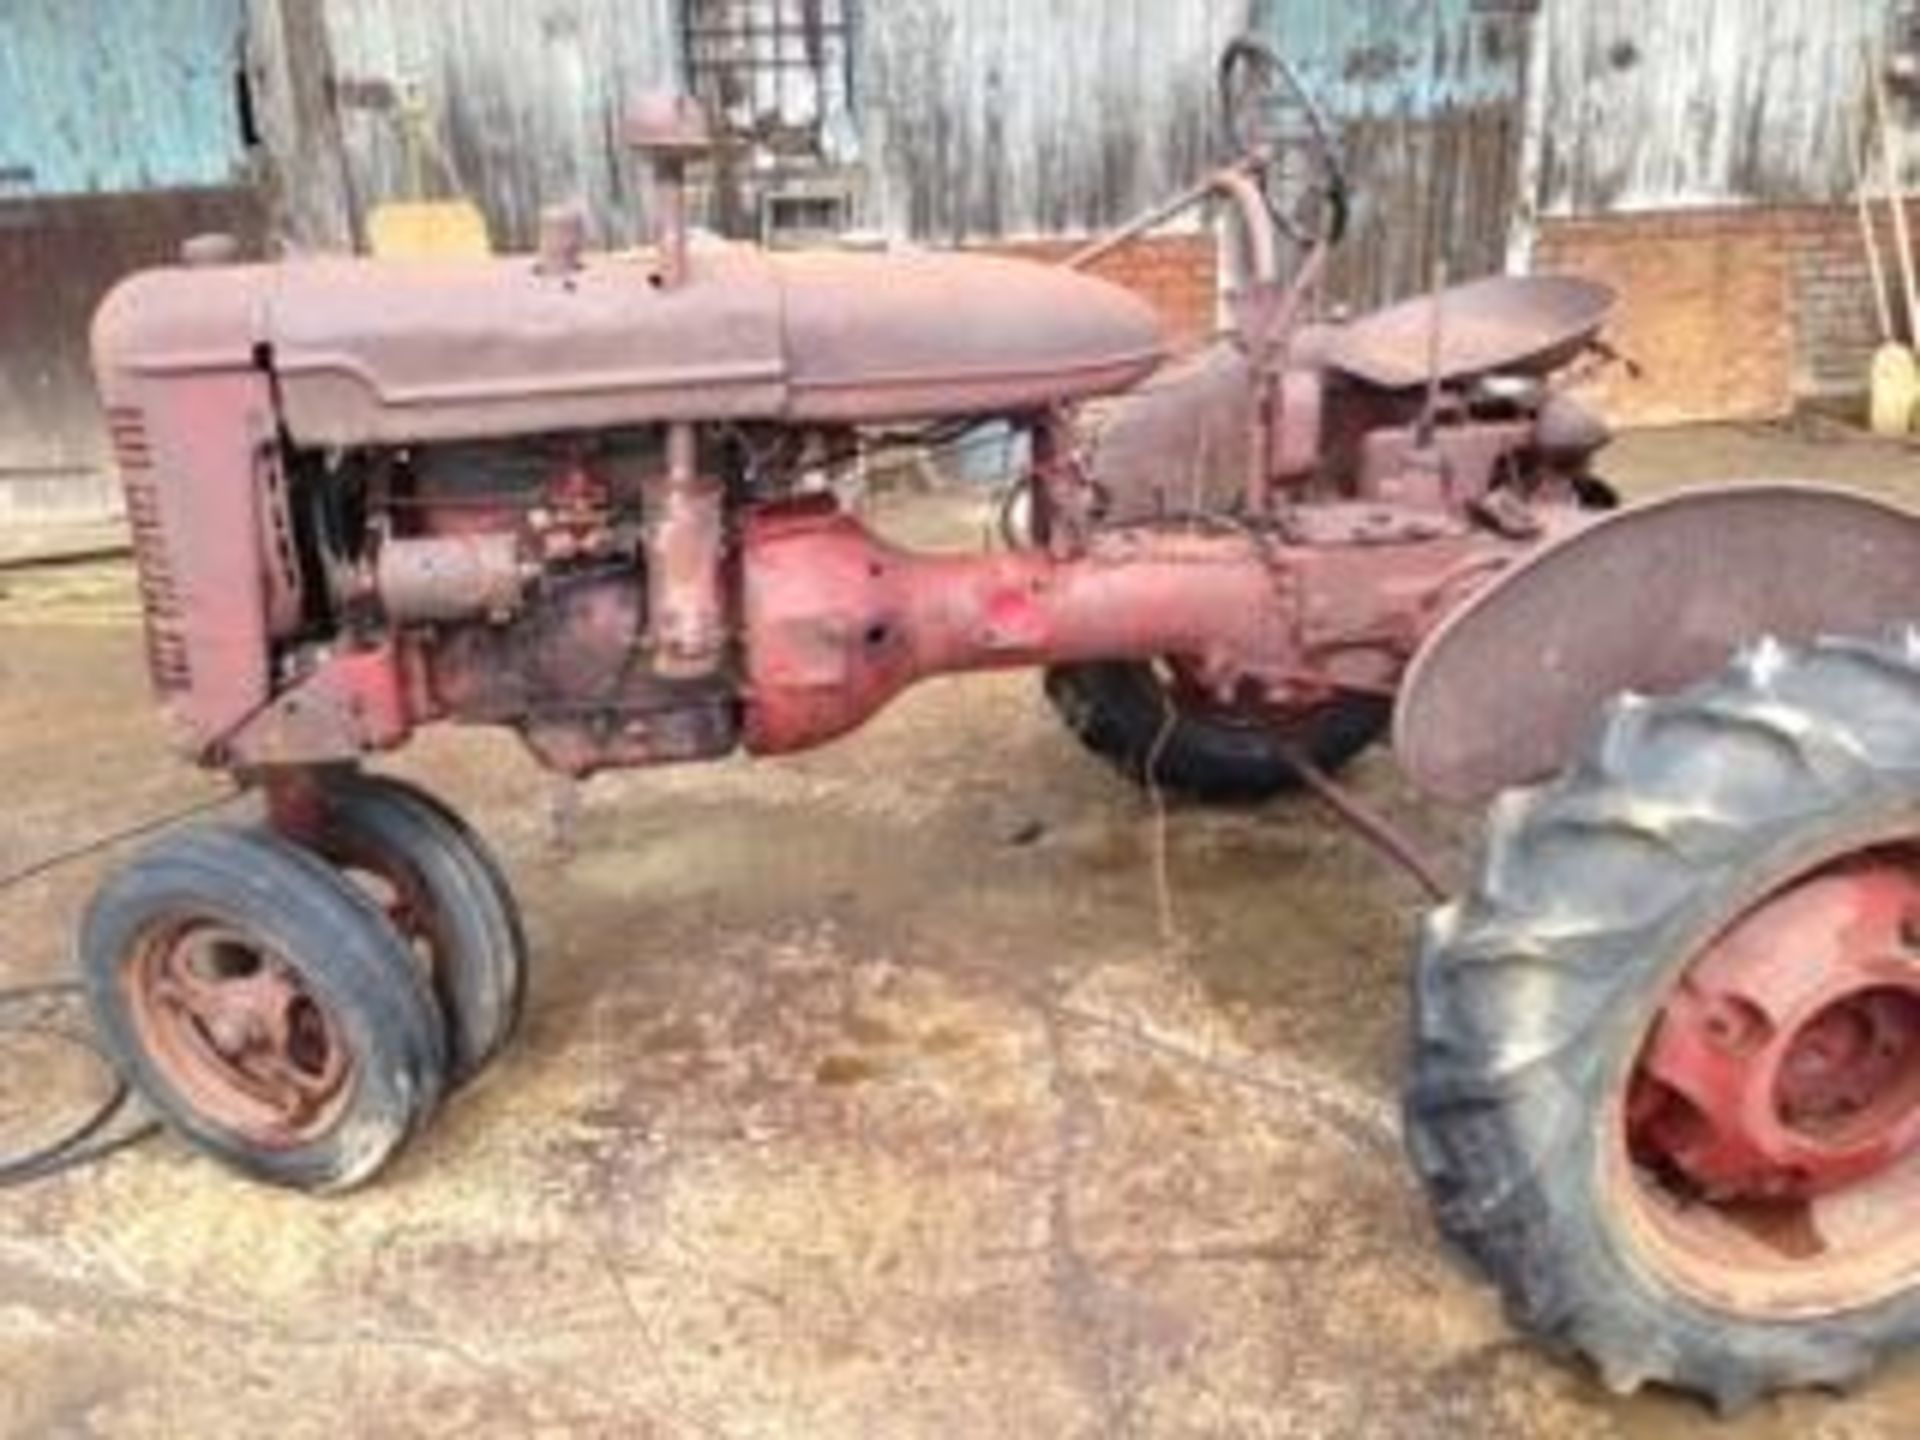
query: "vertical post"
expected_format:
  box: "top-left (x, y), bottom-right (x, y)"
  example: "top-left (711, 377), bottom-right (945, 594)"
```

top-left (243, 0), bottom-right (359, 252)
top-left (624, 91), bottom-right (712, 286)
top-left (626, 93), bottom-right (726, 675)
top-left (646, 423), bottom-right (727, 678)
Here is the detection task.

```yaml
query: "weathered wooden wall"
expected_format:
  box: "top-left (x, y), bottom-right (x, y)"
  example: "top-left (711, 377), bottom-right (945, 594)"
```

top-left (1254, 0), bottom-right (1532, 307)
top-left (304, 0), bottom-right (678, 250)
top-left (1530, 0), bottom-right (1890, 217)
top-left (279, 0), bottom-right (1906, 250)
top-left (854, 0), bottom-right (1245, 241)
top-left (0, 0), bottom-right (251, 199)
top-left (293, 0), bottom-right (1245, 251)
top-left (285, 0), bottom-right (1518, 305)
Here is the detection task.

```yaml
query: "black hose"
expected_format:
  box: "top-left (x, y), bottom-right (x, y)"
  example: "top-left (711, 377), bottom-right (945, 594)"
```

top-left (0, 787), bottom-right (243, 1186)
top-left (0, 982), bottom-right (159, 1186)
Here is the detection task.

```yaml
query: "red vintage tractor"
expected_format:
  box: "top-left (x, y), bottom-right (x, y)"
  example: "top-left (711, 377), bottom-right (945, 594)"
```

top-left (78, 38), bottom-right (1920, 1406)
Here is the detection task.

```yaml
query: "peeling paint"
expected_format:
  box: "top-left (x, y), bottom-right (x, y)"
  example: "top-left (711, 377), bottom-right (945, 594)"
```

top-left (0, 0), bottom-right (249, 198)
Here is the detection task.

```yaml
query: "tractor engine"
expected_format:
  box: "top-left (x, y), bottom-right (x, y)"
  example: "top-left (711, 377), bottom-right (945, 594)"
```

top-left (306, 431), bottom-right (742, 776)
top-left (89, 228), bottom-right (1181, 779)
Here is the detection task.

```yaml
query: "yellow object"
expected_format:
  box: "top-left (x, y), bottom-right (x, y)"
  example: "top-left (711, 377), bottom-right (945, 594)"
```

top-left (366, 199), bottom-right (492, 259)
top-left (365, 80), bottom-right (492, 259)
top-left (1869, 342), bottom-right (1920, 437)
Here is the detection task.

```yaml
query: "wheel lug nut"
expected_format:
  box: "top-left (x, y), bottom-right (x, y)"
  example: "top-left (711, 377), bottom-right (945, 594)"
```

top-left (207, 1011), bottom-right (258, 1056)
top-left (1899, 910), bottom-right (1920, 951)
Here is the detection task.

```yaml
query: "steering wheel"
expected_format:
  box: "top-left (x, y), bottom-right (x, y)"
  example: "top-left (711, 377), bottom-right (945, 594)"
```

top-left (1218, 34), bottom-right (1349, 251)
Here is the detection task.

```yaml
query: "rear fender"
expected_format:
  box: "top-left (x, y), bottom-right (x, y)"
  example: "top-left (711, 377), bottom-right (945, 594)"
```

top-left (1394, 484), bottom-right (1920, 803)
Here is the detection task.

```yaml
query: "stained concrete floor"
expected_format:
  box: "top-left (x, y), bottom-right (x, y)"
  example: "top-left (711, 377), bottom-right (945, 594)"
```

top-left (4, 424), bottom-right (1920, 1438)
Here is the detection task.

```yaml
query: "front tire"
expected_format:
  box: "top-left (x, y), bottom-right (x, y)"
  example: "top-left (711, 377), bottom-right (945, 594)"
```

top-left (81, 825), bottom-right (446, 1191)
top-left (1406, 635), bottom-right (1920, 1409)
top-left (284, 773), bottom-right (527, 1088)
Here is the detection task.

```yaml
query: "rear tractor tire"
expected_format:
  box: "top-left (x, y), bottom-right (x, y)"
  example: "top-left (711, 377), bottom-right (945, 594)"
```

top-left (80, 825), bottom-right (447, 1191)
top-left (1044, 661), bottom-right (1389, 803)
top-left (1406, 635), bottom-right (1920, 1409)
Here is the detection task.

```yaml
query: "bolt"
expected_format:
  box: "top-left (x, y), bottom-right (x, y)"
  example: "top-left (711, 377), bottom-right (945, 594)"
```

top-left (1701, 997), bottom-right (1768, 1056)
top-left (1899, 909), bottom-right (1920, 951)
top-left (206, 1009), bottom-right (261, 1058)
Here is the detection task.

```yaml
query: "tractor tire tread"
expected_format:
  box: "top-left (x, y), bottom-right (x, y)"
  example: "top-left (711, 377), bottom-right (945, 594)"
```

top-left (1405, 631), bottom-right (1920, 1409)
top-left (295, 773), bottom-right (527, 1086)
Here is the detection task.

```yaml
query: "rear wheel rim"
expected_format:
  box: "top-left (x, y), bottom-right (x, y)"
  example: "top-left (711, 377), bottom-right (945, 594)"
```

top-left (125, 919), bottom-right (353, 1148)
top-left (1613, 850), bottom-right (1920, 1316)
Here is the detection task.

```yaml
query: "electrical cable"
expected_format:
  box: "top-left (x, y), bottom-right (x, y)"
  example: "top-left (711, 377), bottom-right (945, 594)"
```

top-left (0, 984), bottom-right (157, 1186)
top-left (0, 788), bottom-right (240, 892)
top-left (0, 786), bottom-right (244, 1187)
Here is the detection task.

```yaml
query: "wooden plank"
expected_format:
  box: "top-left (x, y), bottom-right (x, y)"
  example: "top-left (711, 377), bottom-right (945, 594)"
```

top-left (244, 0), bottom-right (357, 251)
top-left (315, 0), bottom-right (681, 250)
top-left (1533, 0), bottom-right (1887, 217)
top-left (857, 0), bottom-right (1240, 244)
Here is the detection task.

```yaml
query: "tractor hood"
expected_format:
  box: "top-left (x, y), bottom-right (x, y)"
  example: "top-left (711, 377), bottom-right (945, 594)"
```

top-left (92, 243), bottom-right (1166, 445)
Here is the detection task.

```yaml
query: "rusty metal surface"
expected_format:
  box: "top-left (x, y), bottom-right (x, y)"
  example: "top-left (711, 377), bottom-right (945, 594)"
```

top-left (302, 0), bottom-right (1237, 249)
top-left (1615, 855), bottom-right (1920, 1322)
top-left (627, 93), bottom-right (712, 291)
top-left (0, 188), bottom-right (264, 525)
top-left (1321, 275), bottom-right (1616, 390)
top-left (1086, 342), bottom-right (1266, 519)
top-left (98, 244), bottom-right (1163, 445)
top-left (91, 46), bottom-right (1594, 794)
top-left (1393, 485), bottom-right (1920, 803)
top-left (777, 251), bottom-right (1163, 422)
top-left (740, 502), bottom-right (1535, 757)
top-left (124, 914), bottom-right (355, 1148)
top-left (421, 569), bottom-right (738, 777)
top-left (91, 361), bottom-right (279, 759)
top-left (645, 424), bottom-right (726, 678)
top-left (225, 644), bottom-right (414, 766)
top-left (374, 533), bottom-right (528, 625)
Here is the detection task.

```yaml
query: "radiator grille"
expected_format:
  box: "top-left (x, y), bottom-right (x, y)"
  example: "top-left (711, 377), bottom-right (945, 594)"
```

top-left (108, 407), bottom-right (192, 693)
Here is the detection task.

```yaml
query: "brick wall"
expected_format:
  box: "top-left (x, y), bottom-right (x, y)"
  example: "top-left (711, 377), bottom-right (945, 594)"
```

top-left (974, 215), bottom-right (1894, 427)
top-left (1536, 204), bottom-right (1914, 426)
top-left (981, 233), bottom-right (1219, 355)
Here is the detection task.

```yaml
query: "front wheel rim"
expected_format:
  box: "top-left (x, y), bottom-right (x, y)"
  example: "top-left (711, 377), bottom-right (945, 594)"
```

top-left (124, 918), bottom-right (354, 1148)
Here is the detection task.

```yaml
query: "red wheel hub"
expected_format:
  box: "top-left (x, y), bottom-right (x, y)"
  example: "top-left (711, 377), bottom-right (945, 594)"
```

top-left (1628, 863), bottom-right (1920, 1201)
top-left (126, 920), bottom-right (351, 1144)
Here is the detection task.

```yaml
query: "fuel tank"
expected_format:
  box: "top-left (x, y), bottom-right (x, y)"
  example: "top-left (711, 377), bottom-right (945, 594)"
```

top-left (92, 243), bottom-right (1166, 446)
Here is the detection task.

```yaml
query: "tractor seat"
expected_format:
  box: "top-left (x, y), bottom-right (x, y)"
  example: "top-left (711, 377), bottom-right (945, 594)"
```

top-left (1323, 275), bottom-right (1616, 392)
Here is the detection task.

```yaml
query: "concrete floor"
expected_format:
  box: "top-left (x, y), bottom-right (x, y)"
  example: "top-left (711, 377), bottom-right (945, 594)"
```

top-left (4, 425), bottom-right (1920, 1438)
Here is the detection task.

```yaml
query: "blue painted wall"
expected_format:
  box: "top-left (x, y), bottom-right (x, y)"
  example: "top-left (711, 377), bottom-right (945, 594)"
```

top-left (0, 0), bottom-right (248, 198)
top-left (1245, 0), bottom-right (1531, 305)
top-left (1253, 0), bottom-right (1520, 119)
